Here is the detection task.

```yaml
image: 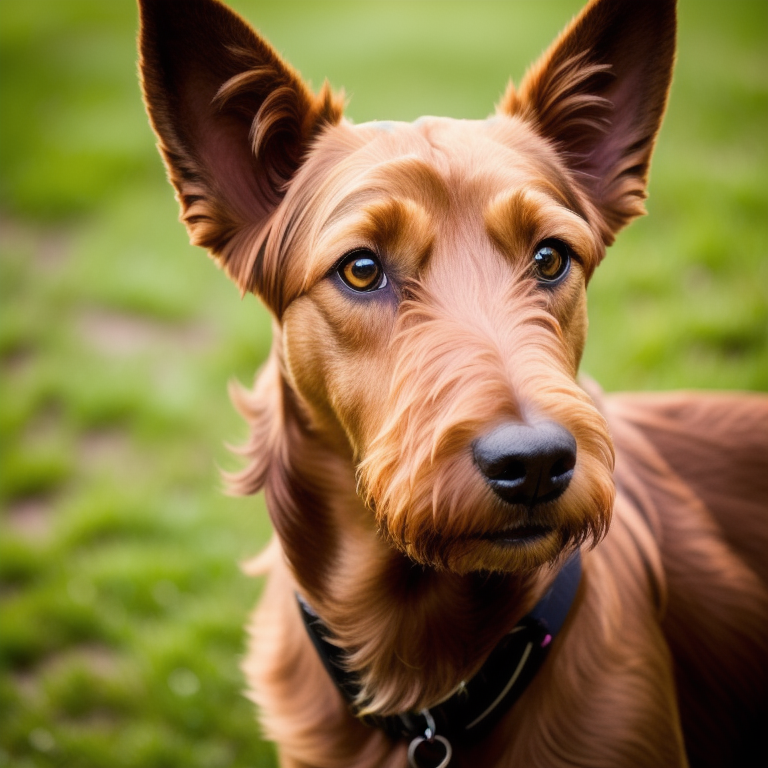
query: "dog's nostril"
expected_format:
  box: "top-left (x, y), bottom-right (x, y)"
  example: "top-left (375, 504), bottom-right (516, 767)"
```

top-left (484, 459), bottom-right (527, 483)
top-left (473, 422), bottom-right (577, 506)
top-left (550, 453), bottom-right (576, 481)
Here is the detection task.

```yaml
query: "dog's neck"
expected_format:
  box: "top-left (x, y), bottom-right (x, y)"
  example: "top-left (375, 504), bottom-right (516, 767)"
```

top-left (278, 410), bottom-right (556, 715)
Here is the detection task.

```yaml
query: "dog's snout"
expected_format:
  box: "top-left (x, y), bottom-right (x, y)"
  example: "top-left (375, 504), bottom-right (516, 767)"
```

top-left (472, 422), bottom-right (577, 506)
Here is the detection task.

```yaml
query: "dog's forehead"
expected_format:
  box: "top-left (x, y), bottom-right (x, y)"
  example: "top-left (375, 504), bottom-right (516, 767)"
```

top-left (297, 115), bottom-right (588, 244)
top-left (310, 114), bottom-right (586, 219)
top-left (355, 115), bottom-right (561, 179)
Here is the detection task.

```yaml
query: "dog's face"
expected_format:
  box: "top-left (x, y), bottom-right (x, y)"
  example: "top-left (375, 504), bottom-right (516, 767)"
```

top-left (140, 0), bottom-right (675, 576)
top-left (273, 116), bottom-right (614, 574)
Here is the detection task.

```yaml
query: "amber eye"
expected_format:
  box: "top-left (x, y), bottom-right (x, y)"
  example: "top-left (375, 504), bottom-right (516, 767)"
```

top-left (338, 250), bottom-right (387, 292)
top-left (532, 240), bottom-right (570, 284)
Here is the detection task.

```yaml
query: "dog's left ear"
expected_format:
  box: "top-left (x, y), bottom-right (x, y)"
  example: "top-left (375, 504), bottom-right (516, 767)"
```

top-left (500, 0), bottom-right (676, 244)
top-left (138, 0), bottom-right (343, 296)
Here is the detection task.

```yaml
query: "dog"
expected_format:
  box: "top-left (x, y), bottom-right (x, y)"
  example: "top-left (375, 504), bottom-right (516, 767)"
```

top-left (138, 0), bottom-right (768, 765)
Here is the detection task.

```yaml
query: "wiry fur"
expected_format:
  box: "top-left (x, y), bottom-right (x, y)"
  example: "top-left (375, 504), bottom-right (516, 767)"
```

top-left (139, 0), bottom-right (768, 765)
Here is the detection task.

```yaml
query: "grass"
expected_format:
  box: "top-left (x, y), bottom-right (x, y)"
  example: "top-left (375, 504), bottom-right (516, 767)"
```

top-left (0, 1), bottom-right (766, 766)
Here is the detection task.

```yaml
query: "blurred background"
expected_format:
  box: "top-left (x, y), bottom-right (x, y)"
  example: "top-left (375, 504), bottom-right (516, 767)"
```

top-left (0, 1), bottom-right (765, 766)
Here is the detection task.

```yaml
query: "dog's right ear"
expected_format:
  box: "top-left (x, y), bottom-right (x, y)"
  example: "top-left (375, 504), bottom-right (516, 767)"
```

top-left (139, 0), bottom-right (343, 297)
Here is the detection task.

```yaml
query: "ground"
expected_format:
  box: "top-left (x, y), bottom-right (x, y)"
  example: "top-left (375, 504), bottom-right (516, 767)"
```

top-left (0, 1), bottom-right (766, 766)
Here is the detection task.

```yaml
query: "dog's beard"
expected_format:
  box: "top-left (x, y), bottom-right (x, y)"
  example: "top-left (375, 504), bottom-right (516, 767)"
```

top-left (357, 287), bottom-right (615, 575)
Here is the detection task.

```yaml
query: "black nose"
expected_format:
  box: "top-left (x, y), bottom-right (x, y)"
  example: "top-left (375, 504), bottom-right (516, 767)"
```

top-left (472, 422), bottom-right (576, 506)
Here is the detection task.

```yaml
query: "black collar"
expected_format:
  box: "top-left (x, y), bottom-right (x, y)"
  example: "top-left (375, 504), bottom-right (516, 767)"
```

top-left (297, 551), bottom-right (581, 762)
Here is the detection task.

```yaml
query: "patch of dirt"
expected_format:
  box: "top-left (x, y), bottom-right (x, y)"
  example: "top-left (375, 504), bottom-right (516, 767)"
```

top-left (13, 644), bottom-right (124, 705)
top-left (683, 264), bottom-right (713, 293)
top-left (78, 429), bottom-right (130, 468)
top-left (1, 344), bottom-right (36, 378)
top-left (0, 213), bottom-right (71, 267)
top-left (71, 644), bottom-right (121, 678)
top-left (11, 669), bottom-right (39, 701)
top-left (77, 428), bottom-right (153, 485)
top-left (5, 497), bottom-right (53, 540)
top-left (39, 643), bottom-right (122, 681)
top-left (77, 308), bottom-right (214, 358)
top-left (37, 230), bottom-right (71, 267)
top-left (0, 214), bottom-right (33, 253)
top-left (64, 709), bottom-right (121, 730)
top-left (24, 403), bottom-right (64, 446)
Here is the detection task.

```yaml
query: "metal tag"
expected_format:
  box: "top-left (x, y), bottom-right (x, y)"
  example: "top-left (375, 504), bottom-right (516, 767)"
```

top-left (407, 734), bottom-right (452, 768)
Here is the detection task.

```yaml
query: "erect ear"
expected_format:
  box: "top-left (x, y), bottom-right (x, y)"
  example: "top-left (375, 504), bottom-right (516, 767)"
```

top-left (499, 0), bottom-right (676, 244)
top-left (138, 0), bottom-right (343, 295)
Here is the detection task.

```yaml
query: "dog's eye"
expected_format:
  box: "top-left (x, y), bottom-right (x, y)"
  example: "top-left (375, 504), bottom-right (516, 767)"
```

top-left (338, 250), bottom-right (387, 292)
top-left (532, 240), bottom-right (571, 284)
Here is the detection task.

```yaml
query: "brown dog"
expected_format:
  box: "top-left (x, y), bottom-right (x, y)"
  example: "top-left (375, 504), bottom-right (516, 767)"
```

top-left (139, 0), bottom-right (768, 765)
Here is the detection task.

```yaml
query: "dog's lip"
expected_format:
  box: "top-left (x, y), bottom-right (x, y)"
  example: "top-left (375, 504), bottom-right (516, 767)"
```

top-left (478, 525), bottom-right (553, 544)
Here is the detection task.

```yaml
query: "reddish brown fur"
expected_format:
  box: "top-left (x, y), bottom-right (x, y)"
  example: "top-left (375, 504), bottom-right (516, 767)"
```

top-left (139, 0), bottom-right (768, 765)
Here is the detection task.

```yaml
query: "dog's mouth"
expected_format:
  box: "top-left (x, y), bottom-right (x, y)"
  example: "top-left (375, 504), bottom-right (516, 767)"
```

top-left (479, 524), bottom-right (554, 545)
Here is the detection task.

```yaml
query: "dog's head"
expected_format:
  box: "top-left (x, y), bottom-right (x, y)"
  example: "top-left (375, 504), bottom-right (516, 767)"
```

top-left (140, 0), bottom-right (675, 576)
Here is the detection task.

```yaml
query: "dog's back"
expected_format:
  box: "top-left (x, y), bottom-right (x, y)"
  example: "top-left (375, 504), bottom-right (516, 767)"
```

top-left (605, 391), bottom-right (768, 768)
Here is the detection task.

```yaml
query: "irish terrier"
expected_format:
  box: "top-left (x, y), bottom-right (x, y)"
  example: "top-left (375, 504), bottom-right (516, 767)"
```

top-left (139, 0), bottom-right (768, 765)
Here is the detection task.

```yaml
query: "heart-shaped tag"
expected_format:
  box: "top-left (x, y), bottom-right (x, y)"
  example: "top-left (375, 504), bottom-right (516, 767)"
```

top-left (407, 734), bottom-right (452, 768)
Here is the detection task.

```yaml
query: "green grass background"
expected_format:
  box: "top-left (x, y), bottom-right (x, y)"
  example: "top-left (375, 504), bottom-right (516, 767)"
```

top-left (1, 1), bottom-right (765, 766)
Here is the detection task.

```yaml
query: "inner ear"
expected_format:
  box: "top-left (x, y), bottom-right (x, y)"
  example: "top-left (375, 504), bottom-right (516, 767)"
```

top-left (139, 0), bottom-right (343, 294)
